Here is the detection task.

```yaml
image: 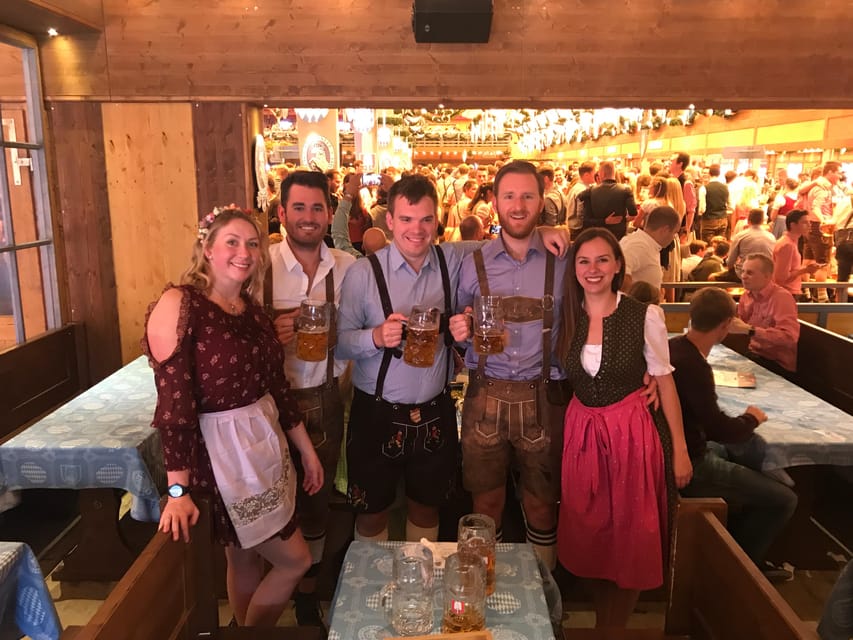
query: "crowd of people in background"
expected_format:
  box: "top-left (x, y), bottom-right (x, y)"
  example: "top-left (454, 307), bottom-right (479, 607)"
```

top-left (146, 152), bottom-right (853, 632)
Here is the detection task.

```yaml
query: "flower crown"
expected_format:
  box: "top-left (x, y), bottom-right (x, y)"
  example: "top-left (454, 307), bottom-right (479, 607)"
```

top-left (197, 204), bottom-right (244, 241)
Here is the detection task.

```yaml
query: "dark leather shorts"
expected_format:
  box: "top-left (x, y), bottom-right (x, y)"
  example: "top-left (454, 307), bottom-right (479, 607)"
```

top-left (346, 387), bottom-right (458, 514)
top-left (289, 380), bottom-right (344, 533)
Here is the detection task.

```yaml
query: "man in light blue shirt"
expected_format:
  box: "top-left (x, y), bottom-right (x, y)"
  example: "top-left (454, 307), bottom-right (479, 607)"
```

top-left (338, 172), bottom-right (570, 545)
top-left (337, 174), bottom-right (475, 544)
top-left (456, 160), bottom-right (569, 569)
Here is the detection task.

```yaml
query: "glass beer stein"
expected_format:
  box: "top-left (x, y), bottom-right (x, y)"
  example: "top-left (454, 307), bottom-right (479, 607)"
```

top-left (457, 513), bottom-right (496, 596)
top-left (380, 543), bottom-right (435, 636)
top-left (472, 295), bottom-right (505, 356)
top-left (403, 305), bottom-right (440, 368)
top-left (441, 551), bottom-right (486, 634)
top-left (296, 299), bottom-right (329, 362)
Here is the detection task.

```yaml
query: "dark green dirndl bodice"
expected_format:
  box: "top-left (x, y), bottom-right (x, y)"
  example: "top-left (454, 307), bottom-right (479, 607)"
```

top-left (566, 294), bottom-right (677, 558)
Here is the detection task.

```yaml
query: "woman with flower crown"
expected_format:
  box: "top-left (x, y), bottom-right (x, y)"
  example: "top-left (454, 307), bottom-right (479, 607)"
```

top-left (142, 205), bottom-right (323, 627)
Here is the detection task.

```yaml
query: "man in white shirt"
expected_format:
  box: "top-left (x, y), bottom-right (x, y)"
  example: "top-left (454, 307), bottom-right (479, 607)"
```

top-left (620, 205), bottom-right (681, 292)
top-left (269, 170), bottom-right (356, 630)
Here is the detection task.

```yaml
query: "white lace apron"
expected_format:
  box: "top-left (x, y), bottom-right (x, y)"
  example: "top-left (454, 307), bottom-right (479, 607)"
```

top-left (199, 393), bottom-right (296, 549)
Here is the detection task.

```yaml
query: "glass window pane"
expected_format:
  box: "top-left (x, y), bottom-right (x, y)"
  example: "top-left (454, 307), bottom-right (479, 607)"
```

top-left (0, 251), bottom-right (13, 349)
top-left (5, 147), bottom-right (41, 244)
top-left (17, 246), bottom-right (47, 340)
top-left (0, 41), bottom-right (31, 144)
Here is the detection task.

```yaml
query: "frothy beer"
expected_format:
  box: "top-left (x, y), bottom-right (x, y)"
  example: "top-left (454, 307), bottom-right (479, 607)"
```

top-left (473, 329), bottom-right (505, 355)
top-left (403, 327), bottom-right (439, 368)
top-left (441, 602), bottom-right (485, 634)
top-left (459, 537), bottom-right (496, 596)
top-left (297, 327), bottom-right (328, 361)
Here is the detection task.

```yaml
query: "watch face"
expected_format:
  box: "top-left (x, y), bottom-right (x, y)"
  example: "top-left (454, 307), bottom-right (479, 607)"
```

top-left (168, 484), bottom-right (187, 498)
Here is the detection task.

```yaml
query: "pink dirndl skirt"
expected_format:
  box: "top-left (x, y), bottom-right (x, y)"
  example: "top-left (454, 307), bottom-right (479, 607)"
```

top-left (557, 388), bottom-right (667, 590)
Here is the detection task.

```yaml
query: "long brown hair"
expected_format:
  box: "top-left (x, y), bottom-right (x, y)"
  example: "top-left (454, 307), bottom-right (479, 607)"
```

top-left (557, 227), bottom-right (625, 364)
top-left (181, 208), bottom-right (269, 304)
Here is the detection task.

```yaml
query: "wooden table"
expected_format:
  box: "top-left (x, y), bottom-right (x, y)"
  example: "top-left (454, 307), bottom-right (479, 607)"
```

top-left (0, 357), bottom-right (163, 581)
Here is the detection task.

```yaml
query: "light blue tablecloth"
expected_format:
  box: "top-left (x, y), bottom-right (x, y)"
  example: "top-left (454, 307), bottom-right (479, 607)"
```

top-left (0, 356), bottom-right (164, 521)
top-left (0, 542), bottom-right (61, 640)
top-left (329, 541), bottom-right (555, 640)
top-left (708, 343), bottom-right (853, 470)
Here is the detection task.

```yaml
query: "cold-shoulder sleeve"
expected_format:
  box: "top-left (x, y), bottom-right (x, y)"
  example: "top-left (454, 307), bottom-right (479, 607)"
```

top-left (141, 285), bottom-right (201, 472)
top-left (643, 303), bottom-right (675, 376)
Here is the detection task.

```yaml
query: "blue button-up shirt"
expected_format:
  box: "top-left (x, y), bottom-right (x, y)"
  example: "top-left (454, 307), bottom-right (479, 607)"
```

top-left (337, 241), bottom-right (479, 403)
top-left (457, 230), bottom-right (567, 381)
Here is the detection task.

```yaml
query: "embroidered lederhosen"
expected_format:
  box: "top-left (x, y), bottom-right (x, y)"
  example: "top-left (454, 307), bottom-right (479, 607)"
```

top-left (470, 247), bottom-right (567, 417)
top-left (461, 248), bottom-right (566, 502)
top-left (345, 247), bottom-right (458, 513)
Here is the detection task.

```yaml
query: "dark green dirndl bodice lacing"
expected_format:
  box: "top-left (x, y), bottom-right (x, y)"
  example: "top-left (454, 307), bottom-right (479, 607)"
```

top-left (565, 294), bottom-right (677, 560)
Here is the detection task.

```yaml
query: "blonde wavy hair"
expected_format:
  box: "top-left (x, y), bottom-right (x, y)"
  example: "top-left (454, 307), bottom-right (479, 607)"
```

top-left (181, 208), bottom-right (269, 304)
top-left (665, 177), bottom-right (686, 219)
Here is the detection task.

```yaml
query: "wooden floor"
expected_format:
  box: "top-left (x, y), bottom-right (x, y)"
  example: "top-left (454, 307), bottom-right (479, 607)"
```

top-left (4, 469), bottom-right (852, 634)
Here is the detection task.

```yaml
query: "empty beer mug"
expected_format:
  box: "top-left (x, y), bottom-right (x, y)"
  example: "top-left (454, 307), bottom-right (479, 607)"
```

top-left (380, 543), bottom-right (435, 636)
top-left (441, 551), bottom-right (486, 634)
top-left (296, 299), bottom-right (329, 362)
top-left (457, 513), bottom-right (496, 596)
top-left (403, 305), bottom-right (440, 368)
top-left (472, 295), bottom-right (505, 355)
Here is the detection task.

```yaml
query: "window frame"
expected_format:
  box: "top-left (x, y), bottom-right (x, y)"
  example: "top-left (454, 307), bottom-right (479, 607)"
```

top-left (0, 26), bottom-right (60, 346)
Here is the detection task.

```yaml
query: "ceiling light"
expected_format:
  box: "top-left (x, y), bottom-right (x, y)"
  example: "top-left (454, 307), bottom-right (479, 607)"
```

top-left (47, 28), bottom-right (58, 37)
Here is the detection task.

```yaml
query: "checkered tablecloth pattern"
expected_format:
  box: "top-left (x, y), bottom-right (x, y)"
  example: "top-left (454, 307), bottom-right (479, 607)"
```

top-left (328, 541), bottom-right (554, 640)
top-left (0, 542), bottom-right (61, 640)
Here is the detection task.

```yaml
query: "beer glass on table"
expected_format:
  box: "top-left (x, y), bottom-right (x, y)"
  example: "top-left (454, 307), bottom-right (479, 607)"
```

top-left (403, 305), bottom-right (440, 368)
top-left (473, 295), bottom-right (505, 356)
top-left (380, 542), bottom-right (434, 636)
top-left (458, 513), bottom-right (496, 596)
top-left (296, 299), bottom-right (329, 362)
top-left (441, 551), bottom-right (486, 633)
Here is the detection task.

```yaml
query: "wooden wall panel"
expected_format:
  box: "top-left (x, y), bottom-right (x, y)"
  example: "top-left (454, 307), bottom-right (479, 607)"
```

top-left (191, 102), bottom-right (251, 217)
top-left (35, 0), bottom-right (853, 108)
top-left (101, 103), bottom-right (197, 363)
top-left (48, 101), bottom-right (121, 383)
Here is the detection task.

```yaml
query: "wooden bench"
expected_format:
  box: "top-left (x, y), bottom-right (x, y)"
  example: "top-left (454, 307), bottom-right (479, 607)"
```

top-left (63, 496), bottom-right (323, 640)
top-left (563, 498), bottom-right (816, 640)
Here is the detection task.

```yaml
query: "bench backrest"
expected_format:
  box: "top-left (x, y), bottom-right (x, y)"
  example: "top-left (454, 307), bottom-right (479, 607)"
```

top-left (64, 496), bottom-right (215, 640)
top-left (796, 321), bottom-right (853, 415)
top-left (666, 499), bottom-right (814, 640)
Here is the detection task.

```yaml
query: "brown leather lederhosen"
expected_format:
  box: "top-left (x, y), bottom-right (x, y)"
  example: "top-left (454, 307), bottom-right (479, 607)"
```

top-left (469, 247), bottom-right (565, 421)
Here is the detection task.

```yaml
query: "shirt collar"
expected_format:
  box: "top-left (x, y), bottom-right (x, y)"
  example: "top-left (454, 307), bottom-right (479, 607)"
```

top-left (486, 228), bottom-right (546, 262)
top-left (278, 234), bottom-right (335, 274)
top-left (388, 241), bottom-right (436, 274)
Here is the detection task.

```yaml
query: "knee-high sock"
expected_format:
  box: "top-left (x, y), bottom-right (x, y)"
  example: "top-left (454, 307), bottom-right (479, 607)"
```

top-left (354, 526), bottom-right (389, 542)
top-left (406, 519), bottom-right (439, 542)
top-left (304, 532), bottom-right (326, 566)
top-left (526, 523), bottom-right (557, 570)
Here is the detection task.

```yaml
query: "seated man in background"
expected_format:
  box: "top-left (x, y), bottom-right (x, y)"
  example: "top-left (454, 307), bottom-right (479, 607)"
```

top-left (670, 288), bottom-right (798, 581)
top-left (730, 254), bottom-right (800, 373)
top-left (688, 239), bottom-right (729, 282)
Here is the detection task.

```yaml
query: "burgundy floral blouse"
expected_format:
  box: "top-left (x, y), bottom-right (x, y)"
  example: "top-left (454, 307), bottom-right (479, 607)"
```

top-left (142, 284), bottom-right (303, 545)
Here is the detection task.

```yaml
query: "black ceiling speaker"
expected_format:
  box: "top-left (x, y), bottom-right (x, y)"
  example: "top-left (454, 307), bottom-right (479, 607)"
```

top-left (412, 0), bottom-right (494, 43)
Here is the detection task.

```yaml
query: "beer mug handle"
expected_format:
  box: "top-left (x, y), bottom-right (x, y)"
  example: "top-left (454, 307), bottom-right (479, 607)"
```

top-left (380, 583), bottom-right (396, 623)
